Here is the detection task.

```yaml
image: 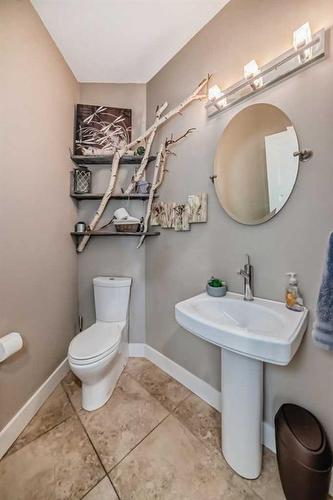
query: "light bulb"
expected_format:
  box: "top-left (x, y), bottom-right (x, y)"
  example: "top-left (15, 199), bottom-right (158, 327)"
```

top-left (208, 84), bottom-right (222, 100)
top-left (208, 84), bottom-right (227, 107)
top-left (244, 60), bottom-right (263, 90)
top-left (293, 22), bottom-right (312, 62)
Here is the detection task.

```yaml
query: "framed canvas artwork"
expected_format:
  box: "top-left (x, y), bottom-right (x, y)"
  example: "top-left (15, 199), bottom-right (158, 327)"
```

top-left (74, 104), bottom-right (132, 155)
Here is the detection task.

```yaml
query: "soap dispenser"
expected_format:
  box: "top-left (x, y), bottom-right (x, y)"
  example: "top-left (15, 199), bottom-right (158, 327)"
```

top-left (285, 273), bottom-right (304, 311)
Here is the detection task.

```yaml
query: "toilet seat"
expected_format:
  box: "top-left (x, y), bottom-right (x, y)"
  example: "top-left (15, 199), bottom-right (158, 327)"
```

top-left (68, 321), bottom-right (124, 366)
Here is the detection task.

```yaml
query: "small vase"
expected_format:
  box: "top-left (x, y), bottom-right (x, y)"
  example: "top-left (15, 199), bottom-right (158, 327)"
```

top-left (206, 284), bottom-right (227, 297)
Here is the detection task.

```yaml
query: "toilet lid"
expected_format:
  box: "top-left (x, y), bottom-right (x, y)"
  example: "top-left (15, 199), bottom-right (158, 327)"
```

top-left (69, 321), bottom-right (124, 361)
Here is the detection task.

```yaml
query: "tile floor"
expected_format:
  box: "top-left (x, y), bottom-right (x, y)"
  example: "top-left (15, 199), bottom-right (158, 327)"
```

top-left (0, 358), bottom-right (286, 500)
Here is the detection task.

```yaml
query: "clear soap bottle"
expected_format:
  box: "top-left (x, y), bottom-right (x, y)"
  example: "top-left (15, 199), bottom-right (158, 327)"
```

top-left (285, 272), bottom-right (304, 311)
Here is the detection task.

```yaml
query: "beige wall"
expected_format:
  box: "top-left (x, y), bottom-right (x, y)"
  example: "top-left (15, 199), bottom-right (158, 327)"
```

top-left (146, 0), bottom-right (333, 442)
top-left (79, 83), bottom-right (146, 139)
top-left (77, 83), bottom-right (147, 343)
top-left (0, 1), bottom-right (79, 429)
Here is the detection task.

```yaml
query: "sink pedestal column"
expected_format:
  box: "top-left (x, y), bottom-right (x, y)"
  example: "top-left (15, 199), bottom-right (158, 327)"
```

top-left (221, 349), bottom-right (263, 479)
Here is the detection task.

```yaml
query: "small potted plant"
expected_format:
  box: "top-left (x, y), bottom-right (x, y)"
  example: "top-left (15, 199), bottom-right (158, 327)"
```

top-left (206, 277), bottom-right (227, 297)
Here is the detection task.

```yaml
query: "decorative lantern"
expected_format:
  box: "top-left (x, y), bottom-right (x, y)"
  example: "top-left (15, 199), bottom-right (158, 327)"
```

top-left (73, 168), bottom-right (92, 194)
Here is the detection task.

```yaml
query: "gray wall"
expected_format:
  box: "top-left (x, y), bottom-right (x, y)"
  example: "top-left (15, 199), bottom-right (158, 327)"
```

top-left (78, 83), bottom-right (148, 342)
top-left (146, 0), bottom-right (333, 441)
top-left (0, 1), bottom-right (79, 430)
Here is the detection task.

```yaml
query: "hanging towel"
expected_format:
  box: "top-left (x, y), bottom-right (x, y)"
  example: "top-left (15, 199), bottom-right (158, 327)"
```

top-left (312, 233), bottom-right (333, 351)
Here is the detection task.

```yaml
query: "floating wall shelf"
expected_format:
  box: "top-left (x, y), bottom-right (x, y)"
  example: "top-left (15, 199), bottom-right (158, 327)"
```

top-left (206, 28), bottom-right (327, 118)
top-left (71, 154), bottom-right (157, 166)
top-left (71, 231), bottom-right (160, 237)
top-left (70, 192), bottom-right (159, 201)
top-left (69, 171), bottom-right (159, 201)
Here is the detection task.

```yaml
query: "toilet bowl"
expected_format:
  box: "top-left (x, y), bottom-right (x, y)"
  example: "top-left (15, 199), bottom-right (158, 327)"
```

top-left (68, 276), bottom-right (132, 411)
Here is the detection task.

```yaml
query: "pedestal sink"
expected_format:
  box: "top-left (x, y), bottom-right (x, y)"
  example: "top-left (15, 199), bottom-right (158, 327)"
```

top-left (175, 292), bottom-right (308, 479)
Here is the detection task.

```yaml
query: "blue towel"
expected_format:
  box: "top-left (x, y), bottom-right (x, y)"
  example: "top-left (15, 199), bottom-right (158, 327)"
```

top-left (313, 233), bottom-right (333, 351)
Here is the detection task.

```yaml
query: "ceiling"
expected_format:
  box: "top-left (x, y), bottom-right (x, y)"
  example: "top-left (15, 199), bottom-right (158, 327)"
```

top-left (31, 0), bottom-right (229, 83)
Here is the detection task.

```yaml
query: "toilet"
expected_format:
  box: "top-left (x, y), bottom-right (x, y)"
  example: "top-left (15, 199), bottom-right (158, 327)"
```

top-left (68, 276), bottom-right (132, 411)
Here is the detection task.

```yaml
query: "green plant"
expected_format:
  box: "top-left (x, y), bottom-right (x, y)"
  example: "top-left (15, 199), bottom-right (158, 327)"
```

top-left (208, 277), bottom-right (225, 288)
top-left (134, 146), bottom-right (146, 156)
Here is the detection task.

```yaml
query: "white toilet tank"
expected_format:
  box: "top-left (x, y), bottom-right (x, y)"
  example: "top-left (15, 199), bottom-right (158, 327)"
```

top-left (93, 277), bottom-right (132, 322)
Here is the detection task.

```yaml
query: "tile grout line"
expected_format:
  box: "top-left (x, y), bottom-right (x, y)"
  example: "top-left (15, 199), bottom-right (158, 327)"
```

top-left (61, 382), bottom-right (121, 500)
top-left (63, 372), bottom-right (169, 500)
top-left (126, 361), bottom-right (224, 457)
top-left (3, 413), bottom-right (74, 459)
top-left (108, 412), bottom-right (171, 475)
top-left (125, 363), bottom-right (193, 414)
top-left (81, 476), bottom-right (121, 500)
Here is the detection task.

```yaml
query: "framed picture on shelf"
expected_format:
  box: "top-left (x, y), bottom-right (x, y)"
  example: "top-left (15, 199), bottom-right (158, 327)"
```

top-left (74, 104), bottom-right (132, 156)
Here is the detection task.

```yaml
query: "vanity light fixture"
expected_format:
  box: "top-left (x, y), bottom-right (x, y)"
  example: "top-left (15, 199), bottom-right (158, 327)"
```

top-left (244, 60), bottom-right (263, 90)
top-left (206, 26), bottom-right (327, 118)
top-left (293, 22), bottom-right (312, 62)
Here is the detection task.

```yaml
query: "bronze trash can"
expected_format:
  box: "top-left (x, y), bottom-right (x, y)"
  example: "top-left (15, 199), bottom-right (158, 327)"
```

top-left (275, 404), bottom-right (332, 500)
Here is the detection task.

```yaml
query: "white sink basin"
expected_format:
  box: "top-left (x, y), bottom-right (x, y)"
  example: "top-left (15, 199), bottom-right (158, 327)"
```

top-left (175, 291), bottom-right (308, 480)
top-left (175, 292), bottom-right (308, 365)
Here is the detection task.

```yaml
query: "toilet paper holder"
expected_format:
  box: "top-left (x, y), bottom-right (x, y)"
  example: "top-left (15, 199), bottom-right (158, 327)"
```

top-left (0, 332), bottom-right (23, 362)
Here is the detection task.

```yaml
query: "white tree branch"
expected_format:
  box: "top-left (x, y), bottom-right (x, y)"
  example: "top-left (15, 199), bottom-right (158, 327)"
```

top-left (137, 143), bottom-right (166, 249)
top-left (76, 75), bottom-right (210, 252)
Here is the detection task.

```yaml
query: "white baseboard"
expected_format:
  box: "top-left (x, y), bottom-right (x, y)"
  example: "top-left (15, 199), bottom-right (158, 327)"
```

top-left (129, 343), bottom-right (278, 452)
top-left (145, 344), bottom-right (222, 412)
top-left (128, 343), bottom-right (145, 357)
top-left (262, 421), bottom-right (276, 453)
top-left (0, 358), bottom-right (69, 459)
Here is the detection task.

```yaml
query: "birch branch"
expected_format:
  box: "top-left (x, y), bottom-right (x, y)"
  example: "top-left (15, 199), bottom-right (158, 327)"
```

top-left (77, 150), bottom-right (123, 252)
top-left (137, 143), bottom-right (166, 249)
top-left (124, 76), bottom-right (210, 195)
top-left (137, 127), bottom-right (195, 248)
top-left (77, 76), bottom-right (210, 252)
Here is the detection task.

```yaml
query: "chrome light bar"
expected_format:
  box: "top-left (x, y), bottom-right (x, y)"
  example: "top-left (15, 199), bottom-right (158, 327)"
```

top-left (206, 29), bottom-right (327, 118)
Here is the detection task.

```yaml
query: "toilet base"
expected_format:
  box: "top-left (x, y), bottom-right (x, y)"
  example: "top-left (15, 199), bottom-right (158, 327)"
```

top-left (81, 351), bottom-right (127, 411)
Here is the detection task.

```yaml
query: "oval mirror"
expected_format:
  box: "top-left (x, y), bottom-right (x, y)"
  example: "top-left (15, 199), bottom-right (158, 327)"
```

top-left (214, 103), bottom-right (299, 225)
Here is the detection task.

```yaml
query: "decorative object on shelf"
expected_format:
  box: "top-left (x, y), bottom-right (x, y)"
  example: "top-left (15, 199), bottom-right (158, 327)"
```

top-left (134, 146), bottom-right (145, 156)
top-left (135, 179), bottom-right (151, 194)
top-left (188, 193), bottom-right (208, 223)
top-left (73, 168), bottom-right (92, 194)
top-left (150, 193), bottom-right (208, 233)
top-left (206, 25), bottom-right (326, 117)
top-left (76, 75), bottom-right (210, 253)
top-left (206, 277), bottom-right (227, 297)
top-left (74, 221), bottom-right (87, 233)
top-left (114, 219), bottom-right (142, 233)
top-left (114, 207), bottom-right (131, 220)
top-left (112, 207), bottom-right (142, 233)
top-left (74, 104), bottom-right (132, 155)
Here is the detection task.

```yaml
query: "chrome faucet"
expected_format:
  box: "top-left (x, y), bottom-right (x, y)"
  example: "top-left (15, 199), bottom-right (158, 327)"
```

top-left (238, 254), bottom-right (254, 301)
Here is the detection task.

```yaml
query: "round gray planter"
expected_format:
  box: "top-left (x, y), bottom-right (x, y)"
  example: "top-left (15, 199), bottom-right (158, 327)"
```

top-left (206, 284), bottom-right (227, 297)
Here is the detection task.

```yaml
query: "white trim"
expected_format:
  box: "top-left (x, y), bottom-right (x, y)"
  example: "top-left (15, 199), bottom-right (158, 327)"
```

top-left (129, 343), bottom-right (279, 454)
top-left (0, 358), bottom-right (69, 459)
top-left (144, 344), bottom-right (221, 412)
top-left (262, 421), bottom-right (276, 453)
top-left (128, 343), bottom-right (145, 357)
